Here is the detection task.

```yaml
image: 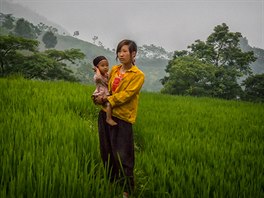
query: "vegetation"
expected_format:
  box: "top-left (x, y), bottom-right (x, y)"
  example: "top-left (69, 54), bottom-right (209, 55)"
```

top-left (42, 31), bottom-right (58, 48)
top-left (14, 18), bottom-right (41, 39)
top-left (161, 56), bottom-right (215, 96)
top-left (242, 73), bottom-right (264, 102)
top-left (0, 78), bottom-right (263, 197)
top-left (0, 13), bottom-right (15, 30)
top-left (1, 12), bottom-right (263, 99)
top-left (0, 34), bottom-right (85, 81)
top-left (0, 12), bottom-right (83, 81)
top-left (1, 4), bottom-right (264, 197)
top-left (161, 23), bottom-right (258, 100)
top-left (0, 35), bottom-right (38, 74)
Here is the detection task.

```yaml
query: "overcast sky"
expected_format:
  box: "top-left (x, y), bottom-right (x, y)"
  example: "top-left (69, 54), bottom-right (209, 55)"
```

top-left (10, 0), bottom-right (264, 52)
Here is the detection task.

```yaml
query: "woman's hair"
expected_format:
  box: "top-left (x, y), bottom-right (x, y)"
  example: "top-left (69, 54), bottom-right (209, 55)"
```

top-left (116, 39), bottom-right (137, 63)
top-left (93, 56), bottom-right (107, 67)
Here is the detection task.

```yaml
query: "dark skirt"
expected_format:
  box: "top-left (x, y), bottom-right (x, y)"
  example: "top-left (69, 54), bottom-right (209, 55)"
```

top-left (98, 110), bottom-right (135, 192)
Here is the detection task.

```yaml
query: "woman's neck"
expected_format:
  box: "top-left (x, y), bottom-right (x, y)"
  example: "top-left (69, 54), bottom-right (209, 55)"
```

top-left (121, 63), bottom-right (132, 72)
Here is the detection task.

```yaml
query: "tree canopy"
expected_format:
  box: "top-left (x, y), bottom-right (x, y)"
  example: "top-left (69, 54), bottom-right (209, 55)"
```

top-left (0, 35), bottom-right (38, 74)
top-left (0, 13), bottom-right (15, 30)
top-left (14, 18), bottom-right (41, 39)
top-left (0, 34), bottom-right (85, 82)
top-left (161, 23), bottom-right (257, 100)
top-left (161, 56), bottom-right (216, 96)
top-left (42, 31), bottom-right (58, 48)
top-left (242, 73), bottom-right (264, 102)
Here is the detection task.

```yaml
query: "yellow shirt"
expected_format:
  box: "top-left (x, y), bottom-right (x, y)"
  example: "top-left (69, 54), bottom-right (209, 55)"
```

top-left (106, 64), bottom-right (145, 124)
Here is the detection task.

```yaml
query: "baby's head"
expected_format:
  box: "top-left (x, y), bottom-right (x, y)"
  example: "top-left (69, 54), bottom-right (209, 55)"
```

top-left (93, 56), bottom-right (107, 67)
top-left (93, 56), bottom-right (109, 75)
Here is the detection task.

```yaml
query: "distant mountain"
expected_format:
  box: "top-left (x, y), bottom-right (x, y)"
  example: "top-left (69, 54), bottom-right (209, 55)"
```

top-left (2, 0), bottom-right (69, 35)
top-left (53, 35), bottom-right (169, 92)
top-left (240, 37), bottom-right (264, 74)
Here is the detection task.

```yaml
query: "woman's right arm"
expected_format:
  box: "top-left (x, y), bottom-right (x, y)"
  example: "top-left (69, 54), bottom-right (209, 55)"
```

top-left (107, 72), bottom-right (145, 108)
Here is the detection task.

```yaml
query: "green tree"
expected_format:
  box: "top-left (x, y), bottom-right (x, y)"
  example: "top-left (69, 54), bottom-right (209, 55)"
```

top-left (211, 66), bottom-right (243, 99)
top-left (0, 35), bottom-right (85, 81)
top-left (189, 23), bottom-right (256, 75)
top-left (44, 48), bottom-right (85, 63)
top-left (161, 56), bottom-right (216, 96)
top-left (14, 18), bottom-right (39, 39)
top-left (42, 48), bottom-right (85, 81)
top-left (42, 31), bottom-right (57, 48)
top-left (1, 13), bottom-right (15, 30)
top-left (161, 23), bottom-right (256, 99)
top-left (18, 53), bottom-right (77, 81)
top-left (189, 23), bottom-right (256, 99)
top-left (46, 64), bottom-right (77, 82)
top-left (0, 35), bottom-right (38, 75)
top-left (242, 74), bottom-right (264, 102)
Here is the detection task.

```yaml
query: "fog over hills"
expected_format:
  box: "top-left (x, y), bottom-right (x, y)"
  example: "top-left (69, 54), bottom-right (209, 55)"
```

top-left (1, 0), bottom-right (263, 92)
top-left (5, 0), bottom-right (264, 52)
top-left (1, 0), bottom-right (69, 35)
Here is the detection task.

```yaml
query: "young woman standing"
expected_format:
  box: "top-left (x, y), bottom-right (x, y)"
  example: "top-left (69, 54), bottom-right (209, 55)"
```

top-left (94, 39), bottom-right (145, 197)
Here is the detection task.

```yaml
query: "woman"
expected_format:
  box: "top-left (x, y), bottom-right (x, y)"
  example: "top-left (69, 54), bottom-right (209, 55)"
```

top-left (94, 39), bottom-right (145, 197)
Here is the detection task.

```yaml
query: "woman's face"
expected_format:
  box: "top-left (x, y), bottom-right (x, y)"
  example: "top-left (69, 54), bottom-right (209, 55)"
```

top-left (118, 45), bottom-right (133, 65)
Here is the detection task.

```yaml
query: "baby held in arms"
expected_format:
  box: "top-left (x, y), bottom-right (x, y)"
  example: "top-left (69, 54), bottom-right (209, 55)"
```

top-left (91, 56), bottom-right (117, 126)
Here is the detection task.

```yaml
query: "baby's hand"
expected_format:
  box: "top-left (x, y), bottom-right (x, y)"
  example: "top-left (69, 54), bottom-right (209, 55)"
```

top-left (96, 96), bottom-right (103, 104)
top-left (92, 66), bottom-right (97, 72)
top-left (94, 95), bottom-right (107, 105)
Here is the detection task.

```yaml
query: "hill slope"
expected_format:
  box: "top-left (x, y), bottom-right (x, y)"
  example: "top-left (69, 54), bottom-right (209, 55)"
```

top-left (2, 0), bottom-right (264, 91)
top-left (240, 37), bottom-right (264, 74)
top-left (2, 0), bottom-right (69, 35)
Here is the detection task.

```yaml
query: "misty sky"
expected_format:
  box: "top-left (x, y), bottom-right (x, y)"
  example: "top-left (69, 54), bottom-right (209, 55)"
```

top-left (9, 0), bottom-right (264, 51)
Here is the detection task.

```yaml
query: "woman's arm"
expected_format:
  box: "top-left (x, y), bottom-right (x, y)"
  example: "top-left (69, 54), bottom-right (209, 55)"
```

top-left (107, 72), bottom-right (144, 108)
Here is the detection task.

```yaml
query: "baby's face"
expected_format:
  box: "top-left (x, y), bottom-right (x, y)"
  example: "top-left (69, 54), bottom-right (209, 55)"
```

top-left (97, 59), bottom-right (109, 75)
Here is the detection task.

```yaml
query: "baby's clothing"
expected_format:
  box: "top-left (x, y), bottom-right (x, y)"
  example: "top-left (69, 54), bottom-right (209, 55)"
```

top-left (92, 73), bottom-right (109, 97)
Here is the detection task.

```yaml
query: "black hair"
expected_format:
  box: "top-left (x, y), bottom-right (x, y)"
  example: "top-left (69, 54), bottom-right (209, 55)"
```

top-left (116, 39), bottom-right (137, 64)
top-left (93, 56), bottom-right (107, 67)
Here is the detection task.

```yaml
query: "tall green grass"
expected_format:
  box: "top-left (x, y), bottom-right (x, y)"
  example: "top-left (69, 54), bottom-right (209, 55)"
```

top-left (0, 77), bottom-right (114, 198)
top-left (1, 78), bottom-right (263, 197)
top-left (135, 93), bottom-right (264, 197)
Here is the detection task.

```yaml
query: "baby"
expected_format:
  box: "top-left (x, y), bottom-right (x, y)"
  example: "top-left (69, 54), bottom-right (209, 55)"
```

top-left (92, 56), bottom-right (117, 126)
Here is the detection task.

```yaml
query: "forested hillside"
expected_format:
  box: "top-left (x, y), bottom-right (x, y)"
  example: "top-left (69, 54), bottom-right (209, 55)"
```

top-left (2, 0), bottom-right (68, 35)
top-left (1, 1), bottom-right (263, 94)
top-left (240, 37), bottom-right (264, 74)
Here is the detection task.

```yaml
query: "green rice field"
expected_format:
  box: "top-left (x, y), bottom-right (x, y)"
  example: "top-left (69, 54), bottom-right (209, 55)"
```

top-left (0, 77), bottom-right (263, 197)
